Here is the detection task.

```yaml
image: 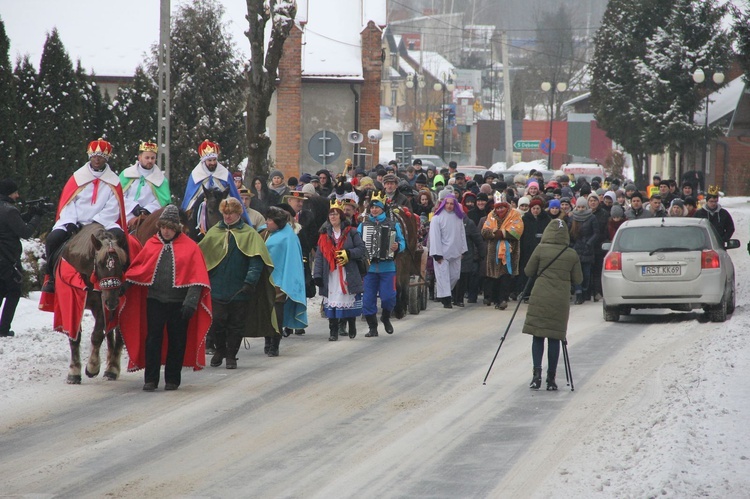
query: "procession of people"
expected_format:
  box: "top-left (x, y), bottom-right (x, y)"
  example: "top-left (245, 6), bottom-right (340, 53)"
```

top-left (0, 137), bottom-right (738, 392)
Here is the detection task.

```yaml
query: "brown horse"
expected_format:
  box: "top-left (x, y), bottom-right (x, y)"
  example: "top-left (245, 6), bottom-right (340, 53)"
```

top-left (390, 206), bottom-right (423, 318)
top-left (131, 187), bottom-right (225, 245)
top-left (59, 224), bottom-right (128, 384)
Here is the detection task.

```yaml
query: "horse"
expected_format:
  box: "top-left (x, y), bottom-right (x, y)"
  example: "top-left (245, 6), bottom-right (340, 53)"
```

top-left (390, 206), bottom-right (423, 318)
top-left (56, 224), bottom-right (128, 384)
top-left (131, 186), bottom-right (225, 245)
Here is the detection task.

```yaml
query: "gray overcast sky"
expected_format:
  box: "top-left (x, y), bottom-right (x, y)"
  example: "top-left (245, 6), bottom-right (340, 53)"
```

top-left (1, 0), bottom-right (250, 76)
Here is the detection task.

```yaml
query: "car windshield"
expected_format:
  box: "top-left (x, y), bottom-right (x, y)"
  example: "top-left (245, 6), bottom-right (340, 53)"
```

top-left (615, 226), bottom-right (709, 252)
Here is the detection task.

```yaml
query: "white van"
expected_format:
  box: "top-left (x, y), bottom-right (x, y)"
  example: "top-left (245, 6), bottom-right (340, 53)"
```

top-left (561, 163), bottom-right (606, 183)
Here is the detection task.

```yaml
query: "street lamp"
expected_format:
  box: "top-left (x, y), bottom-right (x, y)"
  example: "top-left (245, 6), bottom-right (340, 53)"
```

top-left (405, 72), bottom-right (425, 133)
top-left (434, 72), bottom-right (456, 161)
top-left (692, 68), bottom-right (725, 176)
top-left (541, 81), bottom-right (567, 169)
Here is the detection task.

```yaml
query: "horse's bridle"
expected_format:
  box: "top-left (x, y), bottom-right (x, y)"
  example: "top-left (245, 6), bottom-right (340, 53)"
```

top-left (96, 241), bottom-right (123, 291)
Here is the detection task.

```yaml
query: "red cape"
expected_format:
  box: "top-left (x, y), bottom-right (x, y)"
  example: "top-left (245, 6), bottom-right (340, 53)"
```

top-left (56, 173), bottom-right (128, 231)
top-left (119, 233), bottom-right (212, 372)
top-left (44, 235), bottom-right (143, 337)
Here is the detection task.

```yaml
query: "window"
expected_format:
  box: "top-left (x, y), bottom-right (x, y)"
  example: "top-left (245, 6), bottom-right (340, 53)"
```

top-left (614, 226), bottom-right (709, 252)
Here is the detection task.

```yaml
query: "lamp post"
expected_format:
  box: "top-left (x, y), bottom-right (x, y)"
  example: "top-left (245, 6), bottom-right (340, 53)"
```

top-left (405, 72), bottom-right (425, 134)
top-left (540, 81), bottom-right (567, 169)
top-left (691, 68), bottom-right (725, 175)
top-left (434, 72), bottom-right (456, 161)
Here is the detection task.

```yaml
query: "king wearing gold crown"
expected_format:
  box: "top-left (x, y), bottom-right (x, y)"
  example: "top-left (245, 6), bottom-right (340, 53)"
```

top-left (42, 139), bottom-right (129, 293)
top-left (181, 140), bottom-right (247, 225)
top-left (119, 141), bottom-right (171, 224)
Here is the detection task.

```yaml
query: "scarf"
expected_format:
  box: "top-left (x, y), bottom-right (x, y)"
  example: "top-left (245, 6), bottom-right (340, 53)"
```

top-left (318, 225), bottom-right (350, 294)
top-left (572, 208), bottom-right (593, 222)
top-left (483, 208), bottom-right (523, 271)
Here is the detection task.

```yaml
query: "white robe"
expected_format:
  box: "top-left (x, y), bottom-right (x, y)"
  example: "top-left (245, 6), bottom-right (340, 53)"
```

top-left (121, 162), bottom-right (167, 221)
top-left (429, 210), bottom-right (468, 298)
top-left (53, 164), bottom-right (122, 231)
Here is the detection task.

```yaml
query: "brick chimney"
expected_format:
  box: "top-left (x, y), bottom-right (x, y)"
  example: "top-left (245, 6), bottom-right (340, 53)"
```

top-left (360, 20), bottom-right (383, 166)
top-left (275, 23), bottom-right (303, 178)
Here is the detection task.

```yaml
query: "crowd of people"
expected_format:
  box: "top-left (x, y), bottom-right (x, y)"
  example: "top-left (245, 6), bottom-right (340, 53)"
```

top-left (0, 139), bottom-right (738, 391)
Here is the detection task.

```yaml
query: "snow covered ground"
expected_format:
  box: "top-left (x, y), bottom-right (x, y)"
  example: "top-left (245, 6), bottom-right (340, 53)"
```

top-left (2, 197), bottom-right (750, 496)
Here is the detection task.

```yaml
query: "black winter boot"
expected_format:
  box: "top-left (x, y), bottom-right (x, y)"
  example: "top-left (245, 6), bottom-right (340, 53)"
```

top-left (328, 318), bottom-right (339, 341)
top-left (348, 318), bottom-right (357, 339)
top-left (210, 347), bottom-right (225, 368)
top-left (381, 309), bottom-right (394, 334)
top-left (264, 336), bottom-right (272, 355)
top-left (364, 315), bottom-right (379, 337)
top-left (338, 320), bottom-right (348, 337)
top-left (442, 297), bottom-right (453, 309)
top-left (546, 371), bottom-right (558, 391)
top-left (268, 335), bottom-right (281, 357)
top-left (225, 337), bottom-right (241, 369)
top-left (529, 368), bottom-right (542, 390)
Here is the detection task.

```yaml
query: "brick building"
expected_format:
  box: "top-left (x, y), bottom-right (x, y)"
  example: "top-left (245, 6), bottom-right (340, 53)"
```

top-left (268, 0), bottom-right (386, 178)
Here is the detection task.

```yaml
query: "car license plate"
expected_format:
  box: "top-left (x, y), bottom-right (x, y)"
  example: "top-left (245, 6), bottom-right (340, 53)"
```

top-left (642, 265), bottom-right (681, 276)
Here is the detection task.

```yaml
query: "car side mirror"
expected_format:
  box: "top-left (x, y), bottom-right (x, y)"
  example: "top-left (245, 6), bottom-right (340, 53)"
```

top-left (725, 239), bottom-right (740, 250)
top-left (601, 242), bottom-right (611, 251)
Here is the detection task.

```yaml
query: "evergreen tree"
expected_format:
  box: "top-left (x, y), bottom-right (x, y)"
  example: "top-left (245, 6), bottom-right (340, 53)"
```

top-left (150, 0), bottom-right (247, 198)
top-left (590, 0), bottom-right (675, 188)
top-left (0, 17), bottom-right (19, 183)
top-left (76, 63), bottom-right (115, 165)
top-left (111, 65), bottom-right (158, 168)
top-left (638, 0), bottom-right (731, 173)
top-left (13, 55), bottom-right (37, 195)
top-left (31, 28), bottom-right (84, 199)
top-left (735, 5), bottom-right (750, 83)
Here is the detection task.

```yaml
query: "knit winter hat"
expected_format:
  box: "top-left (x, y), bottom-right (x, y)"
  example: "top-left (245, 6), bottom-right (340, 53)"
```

top-left (0, 179), bottom-right (19, 196)
top-left (157, 205), bottom-right (182, 232)
top-left (270, 169), bottom-right (284, 180)
top-left (610, 204), bottom-right (624, 218)
top-left (576, 197), bottom-right (588, 208)
top-left (548, 199), bottom-right (561, 209)
top-left (518, 196), bottom-right (530, 206)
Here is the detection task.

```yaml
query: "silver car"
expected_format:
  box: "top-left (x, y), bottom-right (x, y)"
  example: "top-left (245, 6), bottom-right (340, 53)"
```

top-left (601, 217), bottom-right (739, 322)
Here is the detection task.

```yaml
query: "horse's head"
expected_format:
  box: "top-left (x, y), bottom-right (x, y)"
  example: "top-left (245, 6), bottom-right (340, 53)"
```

top-left (202, 186), bottom-right (230, 229)
top-left (91, 233), bottom-right (126, 312)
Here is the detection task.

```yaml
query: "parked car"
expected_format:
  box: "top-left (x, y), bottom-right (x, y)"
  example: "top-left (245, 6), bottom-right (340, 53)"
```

top-left (601, 217), bottom-right (739, 322)
top-left (456, 165), bottom-right (489, 178)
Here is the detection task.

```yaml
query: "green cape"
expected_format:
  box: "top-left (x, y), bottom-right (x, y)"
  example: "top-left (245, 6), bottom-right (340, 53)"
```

top-left (119, 171), bottom-right (172, 207)
top-left (200, 223), bottom-right (279, 337)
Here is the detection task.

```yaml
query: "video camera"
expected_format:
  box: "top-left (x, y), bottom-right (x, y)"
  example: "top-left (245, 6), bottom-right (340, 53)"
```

top-left (22, 197), bottom-right (55, 213)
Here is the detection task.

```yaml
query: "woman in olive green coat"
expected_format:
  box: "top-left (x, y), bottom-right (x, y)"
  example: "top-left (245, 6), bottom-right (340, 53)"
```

top-left (522, 219), bottom-right (582, 390)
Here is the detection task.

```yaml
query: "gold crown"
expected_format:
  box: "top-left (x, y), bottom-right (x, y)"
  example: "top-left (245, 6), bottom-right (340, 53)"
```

top-left (329, 199), bottom-right (346, 211)
top-left (707, 185), bottom-right (721, 196)
top-left (139, 141), bottom-right (158, 153)
top-left (370, 190), bottom-right (387, 205)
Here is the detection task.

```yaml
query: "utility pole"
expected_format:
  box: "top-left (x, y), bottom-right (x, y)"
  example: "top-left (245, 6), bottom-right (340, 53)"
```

top-left (158, 0), bottom-right (171, 179)
top-left (501, 31), bottom-right (513, 167)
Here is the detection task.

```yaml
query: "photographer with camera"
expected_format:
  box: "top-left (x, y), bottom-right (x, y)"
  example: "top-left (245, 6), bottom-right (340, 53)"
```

top-left (0, 179), bottom-right (44, 337)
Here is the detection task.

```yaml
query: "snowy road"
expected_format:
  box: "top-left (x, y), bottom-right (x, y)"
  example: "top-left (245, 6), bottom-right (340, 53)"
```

top-left (2, 199), bottom-right (750, 498)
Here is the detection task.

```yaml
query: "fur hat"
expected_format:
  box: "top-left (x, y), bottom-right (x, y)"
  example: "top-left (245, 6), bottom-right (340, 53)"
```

top-left (219, 197), bottom-right (243, 216)
top-left (383, 173), bottom-right (399, 184)
top-left (157, 205), bottom-right (181, 232)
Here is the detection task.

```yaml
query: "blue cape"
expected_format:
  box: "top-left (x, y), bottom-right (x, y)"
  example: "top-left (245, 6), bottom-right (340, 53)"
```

top-left (181, 169), bottom-right (250, 224)
top-left (266, 224), bottom-right (308, 328)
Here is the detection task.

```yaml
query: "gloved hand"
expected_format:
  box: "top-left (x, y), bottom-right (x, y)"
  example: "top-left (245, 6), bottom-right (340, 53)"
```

top-left (433, 255), bottom-right (443, 263)
top-left (28, 205), bottom-right (45, 217)
top-left (65, 223), bottom-right (81, 234)
top-left (180, 304), bottom-right (196, 321)
top-left (314, 277), bottom-right (324, 288)
top-left (241, 282), bottom-right (256, 294)
top-left (138, 207), bottom-right (151, 217)
top-left (335, 249), bottom-right (349, 266)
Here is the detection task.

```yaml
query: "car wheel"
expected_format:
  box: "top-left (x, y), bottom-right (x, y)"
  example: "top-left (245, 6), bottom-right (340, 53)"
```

top-left (726, 280), bottom-right (736, 315)
top-left (708, 293), bottom-right (728, 323)
top-left (603, 304), bottom-right (620, 322)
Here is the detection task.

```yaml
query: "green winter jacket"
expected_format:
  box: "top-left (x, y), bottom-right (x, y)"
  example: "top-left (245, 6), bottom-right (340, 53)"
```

top-left (522, 219), bottom-right (583, 340)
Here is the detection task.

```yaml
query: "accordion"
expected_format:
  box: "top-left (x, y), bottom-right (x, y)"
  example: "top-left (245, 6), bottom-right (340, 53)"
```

top-left (362, 224), bottom-right (396, 261)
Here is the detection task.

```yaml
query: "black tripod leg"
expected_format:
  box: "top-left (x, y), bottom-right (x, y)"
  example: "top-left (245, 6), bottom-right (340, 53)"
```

top-left (562, 339), bottom-right (574, 391)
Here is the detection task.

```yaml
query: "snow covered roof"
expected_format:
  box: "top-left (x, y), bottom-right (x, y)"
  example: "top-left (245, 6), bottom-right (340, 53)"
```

top-left (300, 0), bottom-right (386, 80)
top-left (563, 92), bottom-right (590, 107)
top-left (405, 50), bottom-right (455, 83)
top-left (694, 76), bottom-right (746, 129)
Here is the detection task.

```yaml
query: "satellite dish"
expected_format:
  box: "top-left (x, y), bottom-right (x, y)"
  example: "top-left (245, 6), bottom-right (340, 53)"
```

top-left (347, 131), bottom-right (364, 144)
